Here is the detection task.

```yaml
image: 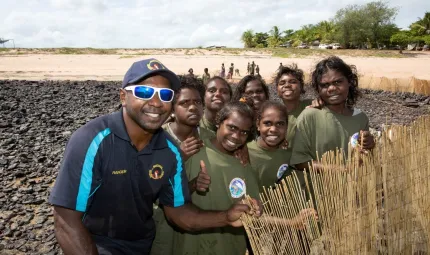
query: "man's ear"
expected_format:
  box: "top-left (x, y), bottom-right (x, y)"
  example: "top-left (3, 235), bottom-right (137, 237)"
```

top-left (119, 89), bottom-right (127, 107)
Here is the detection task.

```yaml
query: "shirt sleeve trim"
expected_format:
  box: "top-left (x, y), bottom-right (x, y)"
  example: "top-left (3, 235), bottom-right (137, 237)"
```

top-left (75, 128), bottom-right (111, 212)
top-left (166, 140), bottom-right (185, 207)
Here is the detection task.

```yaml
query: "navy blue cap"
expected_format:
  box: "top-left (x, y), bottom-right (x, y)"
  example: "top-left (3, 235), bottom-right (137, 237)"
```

top-left (122, 58), bottom-right (180, 90)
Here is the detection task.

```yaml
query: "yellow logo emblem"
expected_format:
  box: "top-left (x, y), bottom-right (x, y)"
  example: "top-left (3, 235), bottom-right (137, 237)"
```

top-left (147, 59), bottom-right (166, 71)
top-left (149, 164), bottom-right (164, 180)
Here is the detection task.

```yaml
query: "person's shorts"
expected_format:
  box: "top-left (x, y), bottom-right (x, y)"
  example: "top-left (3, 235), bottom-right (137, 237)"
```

top-left (92, 234), bottom-right (154, 255)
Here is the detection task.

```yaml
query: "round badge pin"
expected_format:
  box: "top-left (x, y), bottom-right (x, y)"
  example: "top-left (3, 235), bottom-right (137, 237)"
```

top-left (350, 132), bottom-right (360, 148)
top-left (277, 164), bottom-right (289, 180)
top-left (229, 178), bottom-right (246, 198)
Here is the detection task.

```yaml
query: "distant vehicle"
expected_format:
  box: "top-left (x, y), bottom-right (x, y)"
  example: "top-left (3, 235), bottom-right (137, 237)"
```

top-left (390, 45), bottom-right (404, 50)
top-left (423, 45), bottom-right (429, 51)
top-left (331, 43), bottom-right (342, 49)
top-left (280, 43), bottom-right (291, 48)
top-left (318, 44), bottom-right (332, 49)
top-left (296, 43), bottom-right (309, 49)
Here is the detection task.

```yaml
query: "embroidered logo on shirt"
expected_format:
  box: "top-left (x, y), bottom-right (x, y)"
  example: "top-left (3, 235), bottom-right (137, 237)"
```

top-left (149, 164), bottom-right (164, 180)
top-left (277, 164), bottom-right (289, 180)
top-left (112, 169), bottom-right (127, 175)
top-left (350, 132), bottom-right (360, 148)
top-left (229, 178), bottom-right (246, 198)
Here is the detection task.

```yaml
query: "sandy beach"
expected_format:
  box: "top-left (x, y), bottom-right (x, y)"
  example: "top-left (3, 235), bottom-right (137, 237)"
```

top-left (1, 49), bottom-right (430, 83)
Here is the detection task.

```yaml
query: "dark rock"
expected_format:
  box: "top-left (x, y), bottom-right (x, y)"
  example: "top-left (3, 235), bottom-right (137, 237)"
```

top-left (0, 121), bottom-right (11, 128)
top-left (14, 170), bottom-right (25, 177)
top-left (0, 158), bottom-right (7, 165)
top-left (402, 99), bottom-right (420, 108)
top-left (22, 199), bottom-right (44, 205)
top-left (8, 163), bottom-right (18, 170)
top-left (46, 233), bottom-right (56, 242)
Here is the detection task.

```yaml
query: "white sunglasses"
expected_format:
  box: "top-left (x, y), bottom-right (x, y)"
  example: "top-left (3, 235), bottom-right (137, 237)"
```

top-left (124, 85), bottom-right (174, 102)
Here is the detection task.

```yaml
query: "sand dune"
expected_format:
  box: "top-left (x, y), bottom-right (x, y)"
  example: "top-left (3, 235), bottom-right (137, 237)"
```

top-left (1, 51), bottom-right (429, 83)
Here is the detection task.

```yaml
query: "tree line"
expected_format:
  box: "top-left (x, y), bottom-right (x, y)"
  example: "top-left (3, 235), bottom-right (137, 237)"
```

top-left (241, 1), bottom-right (430, 49)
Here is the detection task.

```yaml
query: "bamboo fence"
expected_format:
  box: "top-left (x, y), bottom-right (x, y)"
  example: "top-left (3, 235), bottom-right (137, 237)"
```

top-left (242, 115), bottom-right (430, 254)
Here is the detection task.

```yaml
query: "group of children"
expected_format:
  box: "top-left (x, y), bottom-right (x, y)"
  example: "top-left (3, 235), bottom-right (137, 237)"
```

top-left (151, 56), bottom-right (375, 255)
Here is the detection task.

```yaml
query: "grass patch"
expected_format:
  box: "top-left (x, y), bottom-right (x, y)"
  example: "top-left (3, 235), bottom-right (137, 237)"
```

top-left (269, 48), bottom-right (407, 58)
top-left (119, 55), bottom-right (137, 59)
top-left (56, 47), bottom-right (118, 54)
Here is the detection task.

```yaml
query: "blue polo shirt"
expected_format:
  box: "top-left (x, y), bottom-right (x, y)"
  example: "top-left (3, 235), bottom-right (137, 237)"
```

top-left (49, 110), bottom-right (190, 254)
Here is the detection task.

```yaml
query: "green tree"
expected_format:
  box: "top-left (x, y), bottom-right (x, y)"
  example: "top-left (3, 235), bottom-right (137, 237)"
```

top-left (317, 20), bottom-right (336, 43)
top-left (294, 24), bottom-right (319, 44)
top-left (282, 29), bottom-right (295, 41)
top-left (254, 32), bottom-right (269, 47)
top-left (363, 1), bottom-right (398, 48)
top-left (390, 31), bottom-right (413, 48)
top-left (410, 12), bottom-right (430, 36)
top-left (267, 26), bottom-right (283, 47)
top-left (241, 29), bottom-right (255, 48)
top-left (334, 1), bottom-right (398, 48)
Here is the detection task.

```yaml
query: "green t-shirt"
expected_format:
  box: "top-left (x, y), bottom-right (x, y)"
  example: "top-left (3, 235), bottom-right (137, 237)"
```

top-left (151, 124), bottom-right (181, 255)
top-left (290, 107), bottom-right (369, 165)
top-left (152, 123), bottom-right (214, 255)
top-left (286, 99), bottom-right (312, 151)
top-left (248, 140), bottom-right (292, 191)
top-left (162, 122), bottom-right (214, 143)
top-left (199, 116), bottom-right (217, 140)
top-left (173, 139), bottom-right (259, 255)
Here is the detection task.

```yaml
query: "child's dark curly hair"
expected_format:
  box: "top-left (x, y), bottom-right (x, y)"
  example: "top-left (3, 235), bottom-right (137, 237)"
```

top-left (215, 101), bottom-right (256, 142)
top-left (231, 75), bottom-right (269, 102)
top-left (311, 56), bottom-right (361, 107)
top-left (274, 63), bottom-right (305, 94)
top-left (173, 76), bottom-right (205, 106)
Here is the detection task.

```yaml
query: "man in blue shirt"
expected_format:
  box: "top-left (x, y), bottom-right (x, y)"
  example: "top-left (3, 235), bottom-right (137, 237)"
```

top-left (49, 58), bottom-right (261, 255)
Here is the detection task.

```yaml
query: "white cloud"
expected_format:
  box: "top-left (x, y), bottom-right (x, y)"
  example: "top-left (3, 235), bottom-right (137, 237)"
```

top-left (0, 0), bottom-right (429, 48)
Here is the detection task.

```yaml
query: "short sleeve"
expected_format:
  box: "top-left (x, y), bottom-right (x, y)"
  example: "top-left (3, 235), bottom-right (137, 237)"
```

top-left (290, 111), bottom-right (315, 165)
top-left (48, 127), bottom-right (109, 212)
top-left (363, 114), bottom-right (370, 131)
top-left (159, 140), bottom-right (191, 207)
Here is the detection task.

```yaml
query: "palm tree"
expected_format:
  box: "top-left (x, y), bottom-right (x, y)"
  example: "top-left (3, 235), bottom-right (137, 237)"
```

top-left (410, 12), bottom-right (430, 35)
top-left (241, 30), bottom-right (255, 48)
top-left (268, 26), bottom-right (282, 47)
top-left (317, 20), bottom-right (336, 42)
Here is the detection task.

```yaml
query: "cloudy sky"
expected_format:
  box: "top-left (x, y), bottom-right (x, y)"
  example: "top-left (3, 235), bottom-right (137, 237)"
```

top-left (1, 0), bottom-right (428, 48)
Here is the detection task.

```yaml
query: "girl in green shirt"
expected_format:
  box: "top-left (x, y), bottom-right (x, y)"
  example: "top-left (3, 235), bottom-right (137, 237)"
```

top-left (175, 101), bottom-right (259, 255)
top-left (232, 75), bottom-right (270, 112)
top-left (199, 76), bottom-right (232, 134)
top-left (248, 101), bottom-right (292, 191)
top-left (291, 56), bottom-right (376, 171)
top-left (275, 64), bottom-right (314, 151)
